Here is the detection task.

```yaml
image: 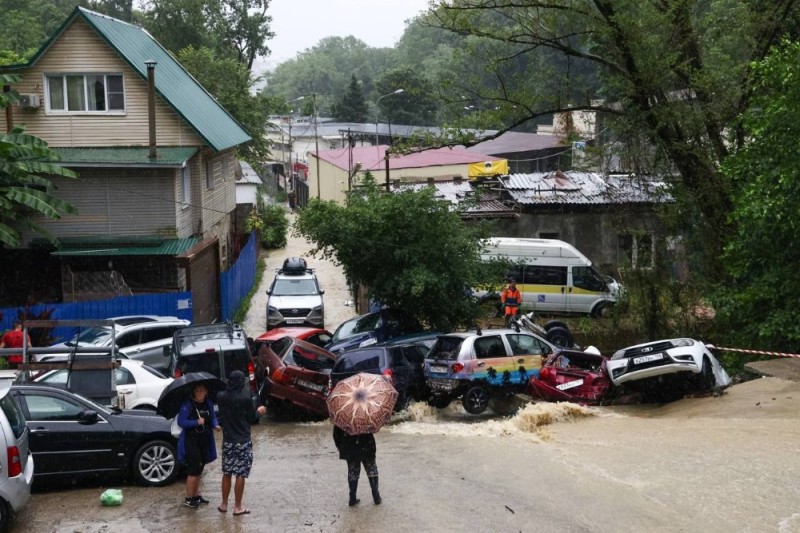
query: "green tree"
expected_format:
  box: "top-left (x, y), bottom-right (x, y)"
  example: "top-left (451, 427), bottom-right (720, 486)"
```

top-left (424, 0), bottom-right (800, 280)
top-left (213, 0), bottom-right (274, 70)
top-left (717, 40), bottom-right (800, 351)
top-left (143, 0), bottom-right (218, 53)
top-left (332, 75), bottom-right (369, 122)
top-left (375, 66), bottom-right (438, 126)
top-left (0, 75), bottom-right (78, 247)
top-left (293, 173), bottom-right (494, 331)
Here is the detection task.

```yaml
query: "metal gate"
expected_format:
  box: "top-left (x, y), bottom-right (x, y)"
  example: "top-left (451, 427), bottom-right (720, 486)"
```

top-left (177, 237), bottom-right (220, 324)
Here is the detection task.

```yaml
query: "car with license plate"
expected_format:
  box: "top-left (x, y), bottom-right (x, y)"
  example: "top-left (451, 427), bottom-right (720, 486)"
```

top-left (265, 257), bottom-right (325, 330)
top-left (606, 338), bottom-right (730, 399)
top-left (330, 346), bottom-right (418, 411)
top-left (424, 329), bottom-right (556, 415)
top-left (0, 379), bottom-right (33, 531)
top-left (44, 315), bottom-right (190, 371)
top-left (527, 348), bottom-right (612, 405)
top-left (10, 384), bottom-right (178, 487)
top-left (326, 309), bottom-right (424, 355)
top-left (256, 336), bottom-right (336, 418)
top-left (33, 359), bottom-right (173, 410)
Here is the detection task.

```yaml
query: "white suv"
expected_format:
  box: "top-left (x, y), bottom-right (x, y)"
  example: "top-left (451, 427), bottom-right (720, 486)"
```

top-left (45, 316), bottom-right (190, 371)
top-left (0, 379), bottom-right (33, 530)
top-left (266, 258), bottom-right (325, 330)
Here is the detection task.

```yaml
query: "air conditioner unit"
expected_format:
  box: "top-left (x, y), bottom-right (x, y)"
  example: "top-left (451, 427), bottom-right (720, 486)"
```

top-left (18, 94), bottom-right (40, 109)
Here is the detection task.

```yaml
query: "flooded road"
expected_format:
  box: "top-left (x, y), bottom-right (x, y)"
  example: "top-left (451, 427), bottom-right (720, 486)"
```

top-left (16, 375), bottom-right (800, 532)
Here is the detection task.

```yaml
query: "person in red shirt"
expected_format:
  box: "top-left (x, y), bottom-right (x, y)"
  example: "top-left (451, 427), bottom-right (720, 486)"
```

top-left (0, 321), bottom-right (31, 368)
top-left (500, 278), bottom-right (522, 326)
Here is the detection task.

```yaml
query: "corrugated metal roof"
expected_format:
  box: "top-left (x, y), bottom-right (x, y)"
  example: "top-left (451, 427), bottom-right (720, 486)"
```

top-left (319, 145), bottom-right (501, 172)
top-left (464, 131), bottom-right (565, 154)
top-left (18, 7), bottom-right (250, 152)
top-left (237, 161), bottom-right (261, 184)
top-left (51, 147), bottom-right (197, 167)
top-left (51, 236), bottom-right (198, 256)
top-left (391, 180), bottom-right (518, 218)
top-left (501, 170), bottom-right (671, 205)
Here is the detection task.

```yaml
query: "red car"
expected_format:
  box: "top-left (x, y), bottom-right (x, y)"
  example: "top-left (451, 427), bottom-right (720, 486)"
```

top-left (254, 327), bottom-right (333, 349)
top-left (527, 349), bottom-right (612, 405)
top-left (256, 336), bottom-right (337, 417)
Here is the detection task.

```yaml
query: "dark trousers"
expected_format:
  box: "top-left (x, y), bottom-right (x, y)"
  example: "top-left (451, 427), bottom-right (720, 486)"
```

top-left (347, 459), bottom-right (378, 482)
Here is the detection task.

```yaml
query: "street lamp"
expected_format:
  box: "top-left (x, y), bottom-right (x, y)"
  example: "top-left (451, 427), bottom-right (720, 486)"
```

top-left (374, 89), bottom-right (404, 145)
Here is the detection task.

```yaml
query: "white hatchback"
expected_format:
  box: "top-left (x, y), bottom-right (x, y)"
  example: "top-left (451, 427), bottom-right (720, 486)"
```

top-left (34, 359), bottom-right (173, 410)
top-left (0, 379), bottom-right (34, 530)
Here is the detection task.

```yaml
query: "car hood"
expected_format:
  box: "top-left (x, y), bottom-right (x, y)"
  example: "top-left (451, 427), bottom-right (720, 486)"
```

top-left (268, 295), bottom-right (323, 309)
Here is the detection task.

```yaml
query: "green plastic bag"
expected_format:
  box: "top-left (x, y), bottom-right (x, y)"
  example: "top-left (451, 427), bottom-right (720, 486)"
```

top-left (100, 488), bottom-right (123, 506)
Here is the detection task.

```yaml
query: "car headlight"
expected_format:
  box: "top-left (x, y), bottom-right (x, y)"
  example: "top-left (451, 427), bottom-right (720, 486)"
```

top-left (672, 338), bottom-right (695, 347)
top-left (267, 306), bottom-right (280, 317)
top-left (611, 349), bottom-right (625, 360)
top-left (308, 306), bottom-right (324, 318)
top-left (359, 337), bottom-right (378, 348)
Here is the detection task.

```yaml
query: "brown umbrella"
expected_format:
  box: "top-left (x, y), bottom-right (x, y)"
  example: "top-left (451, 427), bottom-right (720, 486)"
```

top-left (327, 373), bottom-right (398, 435)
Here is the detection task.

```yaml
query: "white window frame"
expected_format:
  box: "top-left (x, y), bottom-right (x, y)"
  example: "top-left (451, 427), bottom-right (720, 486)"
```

top-left (181, 166), bottom-right (191, 207)
top-left (44, 73), bottom-right (126, 114)
top-left (618, 233), bottom-right (655, 270)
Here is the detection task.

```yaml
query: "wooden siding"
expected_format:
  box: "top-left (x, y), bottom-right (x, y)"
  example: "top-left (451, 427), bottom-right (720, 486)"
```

top-left (200, 149), bottom-right (236, 232)
top-left (21, 168), bottom-right (178, 245)
top-left (2, 18), bottom-right (201, 147)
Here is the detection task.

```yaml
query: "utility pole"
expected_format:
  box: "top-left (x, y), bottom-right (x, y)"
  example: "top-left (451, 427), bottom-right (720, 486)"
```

top-left (313, 93), bottom-right (320, 199)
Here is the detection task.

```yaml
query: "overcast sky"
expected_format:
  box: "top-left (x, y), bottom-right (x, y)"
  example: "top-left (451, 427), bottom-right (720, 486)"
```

top-left (261, 0), bottom-right (432, 70)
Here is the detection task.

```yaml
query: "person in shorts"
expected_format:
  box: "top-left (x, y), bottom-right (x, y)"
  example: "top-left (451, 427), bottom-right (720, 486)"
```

top-left (216, 370), bottom-right (266, 516)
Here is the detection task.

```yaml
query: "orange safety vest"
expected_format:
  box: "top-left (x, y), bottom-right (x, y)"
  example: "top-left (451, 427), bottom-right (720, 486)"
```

top-left (501, 287), bottom-right (522, 315)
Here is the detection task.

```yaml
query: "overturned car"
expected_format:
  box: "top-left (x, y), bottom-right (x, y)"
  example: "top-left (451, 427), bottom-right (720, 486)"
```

top-left (527, 348), bottom-right (612, 405)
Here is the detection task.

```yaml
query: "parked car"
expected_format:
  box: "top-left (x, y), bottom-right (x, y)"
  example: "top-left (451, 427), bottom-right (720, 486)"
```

top-left (330, 346), bottom-right (418, 410)
top-left (45, 315), bottom-right (190, 371)
top-left (33, 359), bottom-right (173, 410)
top-left (266, 257), bottom-right (325, 330)
top-left (10, 384), bottom-right (178, 487)
top-left (256, 336), bottom-right (336, 418)
top-left (424, 329), bottom-right (556, 415)
top-left (527, 348), bottom-right (612, 405)
top-left (0, 380), bottom-right (33, 531)
top-left (606, 338), bottom-right (731, 400)
top-left (377, 332), bottom-right (443, 402)
top-left (326, 309), bottom-right (424, 355)
top-left (254, 327), bottom-right (333, 349)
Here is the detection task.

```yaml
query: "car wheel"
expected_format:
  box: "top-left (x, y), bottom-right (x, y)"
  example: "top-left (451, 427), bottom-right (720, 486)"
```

top-left (591, 301), bottom-right (611, 318)
top-left (545, 326), bottom-right (574, 348)
top-left (488, 396), bottom-right (519, 416)
top-left (462, 386), bottom-right (490, 414)
top-left (427, 396), bottom-right (451, 409)
top-left (132, 440), bottom-right (178, 487)
top-left (0, 497), bottom-right (9, 532)
top-left (697, 357), bottom-right (716, 390)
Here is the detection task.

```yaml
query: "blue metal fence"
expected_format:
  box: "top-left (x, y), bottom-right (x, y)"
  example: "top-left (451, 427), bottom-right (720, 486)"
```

top-left (0, 292), bottom-right (193, 344)
top-left (220, 231), bottom-right (258, 321)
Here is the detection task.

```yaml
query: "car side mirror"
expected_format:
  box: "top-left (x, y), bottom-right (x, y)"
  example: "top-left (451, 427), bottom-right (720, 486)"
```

top-left (79, 410), bottom-right (99, 424)
top-left (163, 345), bottom-right (173, 357)
top-left (266, 289), bottom-right (272, 295)
top-left (319, 289), bottom-right (325, 295)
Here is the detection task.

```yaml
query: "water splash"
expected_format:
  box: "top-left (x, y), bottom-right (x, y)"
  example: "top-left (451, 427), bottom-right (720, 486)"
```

top-left (387, 401), bottom-right (594, 441)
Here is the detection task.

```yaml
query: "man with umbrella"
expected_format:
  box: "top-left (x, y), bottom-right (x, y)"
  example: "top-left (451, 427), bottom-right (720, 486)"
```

top-left (215, 370), bottom-right (266, 516)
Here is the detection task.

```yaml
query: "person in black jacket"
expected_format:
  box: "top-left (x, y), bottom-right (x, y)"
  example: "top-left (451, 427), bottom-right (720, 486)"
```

top-left (333, 425), bottom-right (381, 506)
top-left (216, 371), bottom-right (266, 516)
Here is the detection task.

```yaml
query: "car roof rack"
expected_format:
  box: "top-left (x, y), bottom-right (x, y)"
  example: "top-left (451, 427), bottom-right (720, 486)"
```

top-left (278, 256), bottom-right (313, 275)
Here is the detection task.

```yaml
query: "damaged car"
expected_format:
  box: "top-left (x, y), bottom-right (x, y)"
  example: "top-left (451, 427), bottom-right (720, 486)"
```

top-left (527, 348), bottom-right (612, 405)
top-left (606, 338), bottom-right (730, 400)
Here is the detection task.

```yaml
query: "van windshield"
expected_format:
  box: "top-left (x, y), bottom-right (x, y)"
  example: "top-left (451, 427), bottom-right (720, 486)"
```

top-left (571, 266), bottom-right (608, 292)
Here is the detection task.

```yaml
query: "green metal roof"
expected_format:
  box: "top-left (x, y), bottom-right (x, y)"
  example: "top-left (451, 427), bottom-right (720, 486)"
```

top-left (50, 236), bottom-right (199, 257)
top-left (15, 7), bottom-right (250, 152)
top-left (51, 146), bottom-right (197, 167)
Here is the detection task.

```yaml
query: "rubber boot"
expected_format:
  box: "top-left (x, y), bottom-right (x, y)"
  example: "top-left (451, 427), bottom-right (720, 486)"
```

top-left (348, 480), bottom-right (360, 506)
top-left (368, 476), bottom-right (381, 505)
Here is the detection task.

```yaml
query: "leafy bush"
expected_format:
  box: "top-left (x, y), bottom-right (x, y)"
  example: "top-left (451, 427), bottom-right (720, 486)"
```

top-left (259, 203), bottom-right (288, 249)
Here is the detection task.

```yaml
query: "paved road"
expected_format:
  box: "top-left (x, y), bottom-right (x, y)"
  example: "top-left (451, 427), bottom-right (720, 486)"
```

top-left (240, 211), bottom-right (358, 339)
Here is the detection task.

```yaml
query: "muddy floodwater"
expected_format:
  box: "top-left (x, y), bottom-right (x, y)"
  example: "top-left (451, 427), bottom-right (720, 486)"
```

top-left (15, 375), bottom-right (800, 533)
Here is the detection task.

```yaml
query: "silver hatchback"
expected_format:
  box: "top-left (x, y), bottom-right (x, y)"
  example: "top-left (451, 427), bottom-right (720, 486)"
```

top-left (0, 379), bottom-right (34, 530)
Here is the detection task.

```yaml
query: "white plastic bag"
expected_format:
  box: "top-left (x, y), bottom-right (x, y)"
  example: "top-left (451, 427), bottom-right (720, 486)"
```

top-left (170, 417), bottom-right (182, 438)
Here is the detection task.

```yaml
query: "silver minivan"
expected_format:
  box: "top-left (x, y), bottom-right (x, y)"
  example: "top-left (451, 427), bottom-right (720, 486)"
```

top-left (0, 379), bottom-right (33, 530)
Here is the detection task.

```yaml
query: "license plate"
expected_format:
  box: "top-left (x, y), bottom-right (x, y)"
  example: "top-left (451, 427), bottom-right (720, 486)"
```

top-left (632, 353), bottom-right (664, 365)
top-left (556, 379), bottom-right (584, 391)
top-left (296, 379), bottom-right (325, 392)
top-left (429, 365), bottom-right (449, 374)
top-left (286, 318), bottom-right (304, 324)
top-left (429, 380), bottom-right (454, 391)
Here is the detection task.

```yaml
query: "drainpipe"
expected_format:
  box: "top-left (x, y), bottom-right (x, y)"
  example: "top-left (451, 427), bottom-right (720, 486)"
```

top-left (145, 60), bottom-right (157, 159)
top-left (3, 85), bottom-right (12, 132)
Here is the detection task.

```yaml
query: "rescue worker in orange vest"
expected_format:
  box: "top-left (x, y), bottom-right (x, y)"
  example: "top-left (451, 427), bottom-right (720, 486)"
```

top-left (500, 278), bottom-right (522, 326)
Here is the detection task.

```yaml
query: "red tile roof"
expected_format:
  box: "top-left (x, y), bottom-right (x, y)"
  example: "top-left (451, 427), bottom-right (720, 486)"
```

top-left (315, 145), bottom-right (501, 172)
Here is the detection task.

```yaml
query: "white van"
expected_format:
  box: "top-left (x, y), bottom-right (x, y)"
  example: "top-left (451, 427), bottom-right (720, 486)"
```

top-left (479, 237), bottom-right (621, 316)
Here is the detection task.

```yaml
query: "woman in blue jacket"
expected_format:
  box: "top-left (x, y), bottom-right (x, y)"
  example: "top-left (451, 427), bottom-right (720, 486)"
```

top-left (177, 382), bottom-right (220, 508)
